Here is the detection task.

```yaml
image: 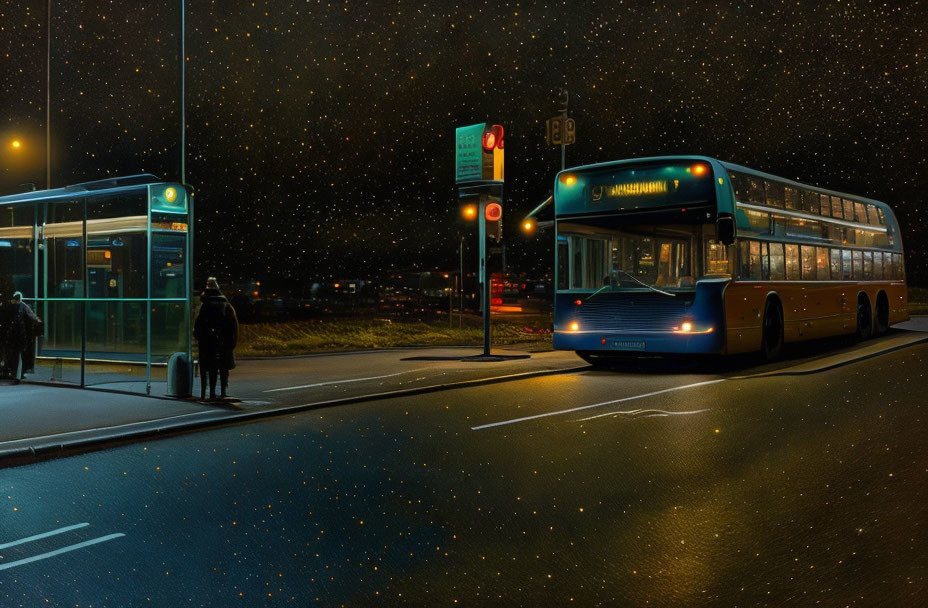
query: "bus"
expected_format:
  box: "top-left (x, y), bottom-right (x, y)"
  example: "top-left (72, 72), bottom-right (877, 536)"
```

top-left (552, 156), bottom-right (908, 364)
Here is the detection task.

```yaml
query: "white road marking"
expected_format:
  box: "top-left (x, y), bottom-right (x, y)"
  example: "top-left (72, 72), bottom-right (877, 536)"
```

top-left (0, 533), bottom-right (125, 571)
top-left (0, 524), bottom-right (90, 549)
top-left (576, 408), bottom-right (711, 422)
top-left (0, 523), bottom-right (89, 550)
top-left (471, 379), bottom-right (726, 430)
top-left (265, 368), bottom-right (427, 393)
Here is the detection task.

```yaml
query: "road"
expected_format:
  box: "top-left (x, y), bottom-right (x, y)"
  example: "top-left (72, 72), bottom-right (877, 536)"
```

top-left (1, 336), bottom-right (926, 606)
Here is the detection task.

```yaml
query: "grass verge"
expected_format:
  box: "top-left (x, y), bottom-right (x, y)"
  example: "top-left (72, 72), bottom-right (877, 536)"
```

top-left (908, 286), bottom-right (928, 315)
top-left (237, 317), bottom-right (553, 357)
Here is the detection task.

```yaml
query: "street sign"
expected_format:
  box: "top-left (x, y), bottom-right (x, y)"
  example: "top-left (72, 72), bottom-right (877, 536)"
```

top-left (546, 116), bottom-right (576, 146)
top-left (455, 123), bottom-right (485, 183)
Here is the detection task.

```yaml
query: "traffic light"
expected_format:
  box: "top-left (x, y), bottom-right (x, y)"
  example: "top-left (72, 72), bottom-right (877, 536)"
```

top-left (461, 202), bottom-right (478, 221)
top-left (485, 199), bottom-right (502, 242)
top-left (481, 124), bottom-right (504, 181)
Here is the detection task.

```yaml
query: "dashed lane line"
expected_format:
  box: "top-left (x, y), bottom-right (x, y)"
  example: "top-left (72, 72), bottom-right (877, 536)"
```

top-left (264, 368), bottom-right (428, 392)
top-left (0, 533), bottom-right (125, 571)
top-left (0, 523), bottom-right (89, 550)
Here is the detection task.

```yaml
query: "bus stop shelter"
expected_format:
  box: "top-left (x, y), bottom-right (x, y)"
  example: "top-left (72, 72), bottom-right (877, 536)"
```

top-left (0, 174), bottom-right (194, 395)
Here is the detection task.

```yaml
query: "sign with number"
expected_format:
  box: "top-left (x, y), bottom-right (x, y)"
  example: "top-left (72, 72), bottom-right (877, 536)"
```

top-left (546, 116), bottom-right (576, 146)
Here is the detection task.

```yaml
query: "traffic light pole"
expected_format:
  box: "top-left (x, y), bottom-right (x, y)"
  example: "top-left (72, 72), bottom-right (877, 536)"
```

top-left (478, 196), bottom-right (490, 356)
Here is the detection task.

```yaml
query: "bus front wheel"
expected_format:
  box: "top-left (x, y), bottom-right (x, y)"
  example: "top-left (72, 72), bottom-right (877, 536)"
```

top-left (761, 299), bottom-right (784, 361)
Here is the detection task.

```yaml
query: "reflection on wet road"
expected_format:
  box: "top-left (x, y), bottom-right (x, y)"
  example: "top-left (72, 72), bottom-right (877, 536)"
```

top-left (2, 340), bottom-right (926, 606)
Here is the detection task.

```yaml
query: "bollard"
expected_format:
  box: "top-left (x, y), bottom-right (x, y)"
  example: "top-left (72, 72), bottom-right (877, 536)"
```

top-left (166, 352), bottom-right (193, 398)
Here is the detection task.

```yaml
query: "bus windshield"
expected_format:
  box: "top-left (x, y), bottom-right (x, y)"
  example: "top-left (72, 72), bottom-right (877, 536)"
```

top-left (556, 218), bottom-right (730, 291)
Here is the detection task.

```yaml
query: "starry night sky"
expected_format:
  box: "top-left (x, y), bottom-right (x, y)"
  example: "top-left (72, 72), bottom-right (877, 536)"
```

top-left (1, 1), bottom-right (925, 288)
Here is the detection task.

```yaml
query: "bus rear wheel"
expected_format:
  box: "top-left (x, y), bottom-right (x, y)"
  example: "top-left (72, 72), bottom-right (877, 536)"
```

top-left (874, 292), bottom-right (890, 336)
top-left (856, 295), bottom-right (873, 341)
top-left (761, 299), bottom-right (784, 361)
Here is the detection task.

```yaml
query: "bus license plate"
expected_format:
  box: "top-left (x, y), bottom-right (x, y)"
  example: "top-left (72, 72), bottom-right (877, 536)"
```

top-left (608, 340), bottom-right (646, 351)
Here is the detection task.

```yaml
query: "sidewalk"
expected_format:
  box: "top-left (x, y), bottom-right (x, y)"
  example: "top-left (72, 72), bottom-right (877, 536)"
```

top-left (0, 346), bottom-right (587, 465)
top-left (3, 320), bottom-right (927, 467)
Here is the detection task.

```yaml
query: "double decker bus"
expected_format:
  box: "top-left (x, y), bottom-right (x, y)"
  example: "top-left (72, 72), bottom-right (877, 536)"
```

top-left (552, 156), bottom-right (908, 364)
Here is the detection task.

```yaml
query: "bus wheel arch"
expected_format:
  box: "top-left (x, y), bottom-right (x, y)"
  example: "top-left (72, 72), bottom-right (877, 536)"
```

top-left (761, 294), bottom-right (784, 361)
top-left (874, 290), bottom-right (890, 336)
top-left (856, 292), bottom-right (873, 340)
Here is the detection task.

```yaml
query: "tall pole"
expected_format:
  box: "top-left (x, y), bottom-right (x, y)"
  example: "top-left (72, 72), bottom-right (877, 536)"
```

top-left (459, 236), bottom-right (464, 328)
top-left (478, 196), bottom-right (489, 356)
top-left (560, 88), bottom-right (568, 171)
top-left (180, 0), bottom-right (186, 185)
top-left (46, 0), bottom-right (51, 189)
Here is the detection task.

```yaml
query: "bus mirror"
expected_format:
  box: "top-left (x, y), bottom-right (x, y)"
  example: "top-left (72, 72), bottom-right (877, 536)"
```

top-left (717, 213), bottom-right (735, 246)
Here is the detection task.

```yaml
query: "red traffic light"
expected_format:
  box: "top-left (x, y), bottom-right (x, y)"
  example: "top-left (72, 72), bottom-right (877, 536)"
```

top-left (482, 124), bottom-right (504, 151)
top-left (485, 202), bottom-right (502, 222)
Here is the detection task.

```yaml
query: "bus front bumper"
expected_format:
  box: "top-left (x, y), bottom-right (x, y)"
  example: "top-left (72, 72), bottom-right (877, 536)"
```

top-left (553, 329), bottom-right (725, 355)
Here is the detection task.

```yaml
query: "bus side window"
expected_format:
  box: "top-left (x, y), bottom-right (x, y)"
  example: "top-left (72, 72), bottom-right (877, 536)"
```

top-left (852, 250), bottom-right (863, 279)
top-left (863, 251), bottom-right (873, 280)
top-left (831, 196), bottom-right (844, 219)
top-left (801, 189), bottom-right (819, 215)
top-left (785, 244), bottom-right (800, 280)
top-left (830, 248), bottom-right (842, 279)
top-left (873, 252), bottom-right (884, 280)
top-left (815, 246), bottom-right (830, 280)
top-left (843, 198), bottom-right (855, 221)
top-left (800, 245), bottom-right (816, 280)
top-left (768, 242), bottom-right (785, 280)
top-left (842, 250), bottom-right (853, 280)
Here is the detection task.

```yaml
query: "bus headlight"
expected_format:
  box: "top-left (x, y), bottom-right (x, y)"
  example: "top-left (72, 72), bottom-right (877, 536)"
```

top-left (569, 321), bottom-right (580, 331)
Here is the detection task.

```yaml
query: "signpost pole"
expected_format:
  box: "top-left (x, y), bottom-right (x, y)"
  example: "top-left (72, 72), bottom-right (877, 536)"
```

top-left (560, 88), bottom-right (568, 171)
top-left (478, 196), bottom-right (489, 356)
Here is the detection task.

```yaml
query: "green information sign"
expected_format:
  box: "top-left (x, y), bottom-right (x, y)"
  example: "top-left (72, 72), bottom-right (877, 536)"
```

top-left (455, 123), bottom-right (485, 183)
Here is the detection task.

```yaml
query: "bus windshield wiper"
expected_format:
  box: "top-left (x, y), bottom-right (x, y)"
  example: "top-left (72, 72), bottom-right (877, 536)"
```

top-left (611, 268), bottom-right (676, 297)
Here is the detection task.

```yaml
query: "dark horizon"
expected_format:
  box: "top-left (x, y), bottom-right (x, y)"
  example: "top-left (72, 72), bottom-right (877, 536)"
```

top-left (2, 1), bottom-right (925, 285)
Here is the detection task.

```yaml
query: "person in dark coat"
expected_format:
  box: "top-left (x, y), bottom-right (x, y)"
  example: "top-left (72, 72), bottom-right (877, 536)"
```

top-left (193, 277), bottom-right (239, 400)
top-left (2, 291), bottom-right (40, 384)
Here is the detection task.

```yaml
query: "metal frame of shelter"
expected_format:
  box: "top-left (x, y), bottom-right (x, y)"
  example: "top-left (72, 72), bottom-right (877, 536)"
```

top-left (0, 174), bottom-right (194, 394)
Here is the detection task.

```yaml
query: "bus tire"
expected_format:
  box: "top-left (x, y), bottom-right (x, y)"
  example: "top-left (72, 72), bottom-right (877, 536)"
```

top-left (874, 291), bottom-right (890, 336)
top-left (856, 294), bottom-right (873, 341)
top-left (761, 298), bottom-right (784, 361)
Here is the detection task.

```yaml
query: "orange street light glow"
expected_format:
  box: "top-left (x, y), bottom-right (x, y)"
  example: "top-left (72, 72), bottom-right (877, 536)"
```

top-left (11, 140), bottom-right (21, 149)
top-left (462, 204), bottom-right (477, 220)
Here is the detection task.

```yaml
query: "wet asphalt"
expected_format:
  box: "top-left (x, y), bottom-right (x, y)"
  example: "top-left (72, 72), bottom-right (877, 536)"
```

top-left (1, 337), bottom-right (926, 607)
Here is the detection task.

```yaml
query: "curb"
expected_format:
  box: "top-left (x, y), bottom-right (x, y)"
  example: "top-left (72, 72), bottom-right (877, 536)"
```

top-left (0, 364), bottom-right (591, 469)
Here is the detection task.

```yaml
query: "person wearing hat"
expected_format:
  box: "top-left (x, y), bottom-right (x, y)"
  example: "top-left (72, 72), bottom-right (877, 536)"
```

top-left (1, 291), bottom-right (40, 384)
top-left (193, 277), bottom-right (239, 400)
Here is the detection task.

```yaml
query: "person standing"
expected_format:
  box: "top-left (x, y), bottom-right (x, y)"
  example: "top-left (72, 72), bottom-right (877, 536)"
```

top-left (2, 291), bottom-right (40, 384)
top-left (193, 277), bottom-right (239, 400)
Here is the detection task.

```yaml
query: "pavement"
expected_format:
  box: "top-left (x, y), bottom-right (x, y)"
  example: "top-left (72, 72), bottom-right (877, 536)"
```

top-left (0, 346), bottom-right (588, 463)
top-left (2, 318), bottom-right (927, 466)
